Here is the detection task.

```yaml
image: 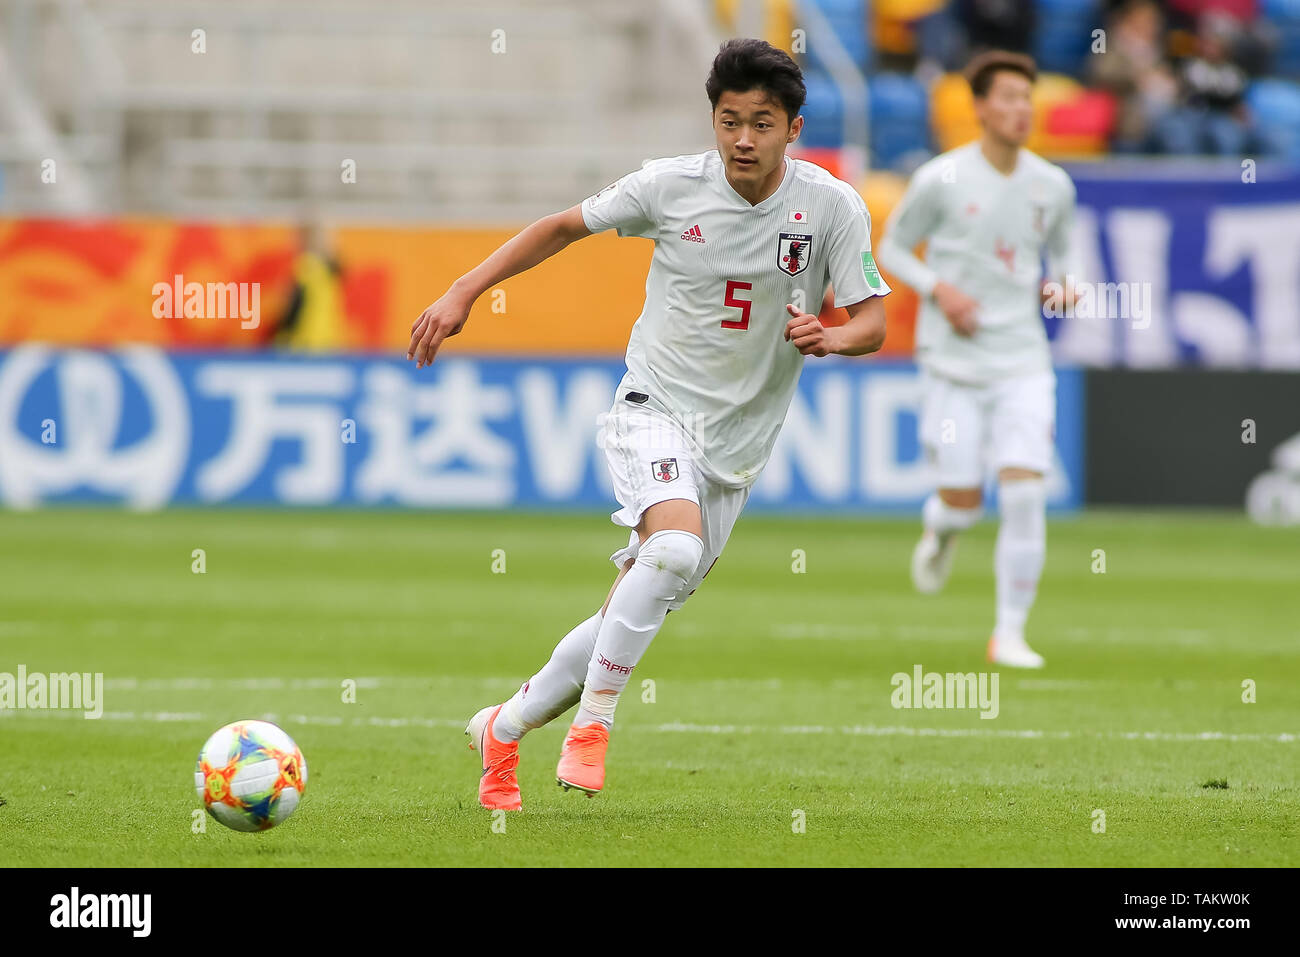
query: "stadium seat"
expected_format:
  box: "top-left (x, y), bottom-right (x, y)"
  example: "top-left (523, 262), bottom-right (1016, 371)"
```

top-left (1263, 0), bottom-right (1300, 78)
top-left (714, 0), bottom-right (797, 55)
top-left (767, 0), bottom-right (795, 52)
top-left (1045, 89), bottom-right (1115, 136)
top-left (800, 72), bottom-right (845, 149)
top-left (870, 72), bottom-right (930, 168)
top-left (1033, 0), bottom-right (1101, 76)
top-left (932, 71), bottom-right (1110, 157)
top-left (796, 1), bottom-right (872, 149)
top-left (804, 0), bottom-right (871, 72)
top-left (793, 146), bottom-right (851, 179)
top-left (1246, 79), bottom-right (1300, 163)
top-left (873, 0), bottom-right (948, 56)
top-left (1026, 73), bottom-right (1109, 156)
top-left (1040, 88), bottom-right (1116, 155)
top-left (930, 72), bottom-right (980, 151)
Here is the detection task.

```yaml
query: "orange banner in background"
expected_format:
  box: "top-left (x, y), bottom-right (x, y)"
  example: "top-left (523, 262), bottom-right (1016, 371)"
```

top-left (0, 188), bottom-right (917, 356)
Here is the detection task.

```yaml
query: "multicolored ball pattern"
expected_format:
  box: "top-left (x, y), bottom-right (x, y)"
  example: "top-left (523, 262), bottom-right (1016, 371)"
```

top-left (194, 720), bottom-right (308, 832)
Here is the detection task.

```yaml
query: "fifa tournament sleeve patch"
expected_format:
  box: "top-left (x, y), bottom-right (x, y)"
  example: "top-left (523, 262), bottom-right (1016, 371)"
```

top-left (861, 251), bottom-right (883, 291)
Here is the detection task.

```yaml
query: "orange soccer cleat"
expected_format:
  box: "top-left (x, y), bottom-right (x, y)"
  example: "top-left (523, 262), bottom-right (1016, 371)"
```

top-left (986, 631), bottom-right (1045, 669)
top-left (556, 722), bottom-right (610, 796)
top-left (466, 704), bottom-right (522, 811)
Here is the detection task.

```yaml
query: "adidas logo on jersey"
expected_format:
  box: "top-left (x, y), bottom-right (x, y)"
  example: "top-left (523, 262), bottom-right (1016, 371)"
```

top-left (680, 224), bottom-right (705, 243)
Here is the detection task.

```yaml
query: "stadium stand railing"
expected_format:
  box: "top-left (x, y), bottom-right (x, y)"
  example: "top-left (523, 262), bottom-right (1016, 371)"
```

top-left (0, 0), bottom-right (721, 222)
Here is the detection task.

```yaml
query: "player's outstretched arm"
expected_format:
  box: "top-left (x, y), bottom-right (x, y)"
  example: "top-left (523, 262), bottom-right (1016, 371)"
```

top-left (407, 204), bottom-right (591, 368)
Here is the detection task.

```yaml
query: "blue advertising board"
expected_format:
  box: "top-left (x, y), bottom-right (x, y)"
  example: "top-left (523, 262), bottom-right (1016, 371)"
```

top-left (1054, 164), bottom-right (1300, 369)
top-left (0, 348), bottom-right (1084, 511)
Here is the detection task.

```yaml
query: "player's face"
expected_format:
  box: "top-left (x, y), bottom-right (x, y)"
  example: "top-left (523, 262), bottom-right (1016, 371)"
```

top-left (712, 89), bottom-right (801, 185)
top-left (976, 71), bottom-right (1034, 147)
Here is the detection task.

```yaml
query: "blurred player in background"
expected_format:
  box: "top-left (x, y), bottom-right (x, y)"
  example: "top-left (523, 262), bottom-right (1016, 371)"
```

top-left (408, 38), bottom-right (890, 809)
top-left (878, 50), bottom-right (1080, 670)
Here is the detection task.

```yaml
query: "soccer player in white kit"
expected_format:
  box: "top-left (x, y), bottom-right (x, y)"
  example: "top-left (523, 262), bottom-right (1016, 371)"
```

top-left (407, 38), bottom-right (890, 810)
top-left (877, 51), bottom-right (1080, 670)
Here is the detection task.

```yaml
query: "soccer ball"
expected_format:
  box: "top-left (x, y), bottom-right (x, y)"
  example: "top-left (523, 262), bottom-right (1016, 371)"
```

top-left (194, 720), bottom-right (308, 832)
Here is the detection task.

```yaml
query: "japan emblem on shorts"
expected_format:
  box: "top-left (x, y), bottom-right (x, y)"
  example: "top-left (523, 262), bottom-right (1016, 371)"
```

top-left (778, 231), bottom-right (813, 276)
top-left (651, 458), bottom-right (679, 483)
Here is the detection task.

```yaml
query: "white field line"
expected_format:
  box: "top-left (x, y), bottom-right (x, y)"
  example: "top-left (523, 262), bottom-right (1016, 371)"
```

top-left (97, 676), bottom-right (784, 692)
top-left (21, 675), bottom-right (1234, 694)
top-left (3, 619), bottom-right (1232, 646)
top-left (751, 622), bottom-right (1217, 645)
top-left (1, 708), bottom-right (1294, 743)
top-left (653, 722), bottom-right (1299, 743)
top-left (0, 709), bottom-right (467, 729)
top-left (99, 676), bottom-right (450, 691)
top-left (0, 618), bottom-right (486, 638)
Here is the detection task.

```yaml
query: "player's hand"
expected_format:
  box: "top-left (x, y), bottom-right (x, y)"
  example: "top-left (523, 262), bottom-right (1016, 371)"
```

top-left (784, 303), bottom-right (836, 357)
top-left (408, 290), bottom-right (473, 369)
top-left (933, 281), bottom-right (979, 337)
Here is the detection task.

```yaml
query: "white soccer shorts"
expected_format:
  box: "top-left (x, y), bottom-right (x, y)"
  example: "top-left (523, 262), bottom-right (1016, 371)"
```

top-left (918, 369), bottom-right (1057, 489)
top-left (600, 392), bottom-right (750, 611)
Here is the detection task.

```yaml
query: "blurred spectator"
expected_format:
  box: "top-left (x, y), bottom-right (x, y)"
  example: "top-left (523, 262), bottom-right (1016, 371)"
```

top-left (1163, 0), bottom-right (1271, 75)
top-left (275, 221), bottom-right (346, 351)
top-left (1090, 0), bottom-right (1179, 151)
top-left (909, 0), bottom-right (967, 73)
top-left (808, 0), bottom-right (1299, 165)
top-left (956, 0), bottom-right (1037, 55)
top-left (1164, 0), bottom-right (1259, 28)
top-left (1154, 13), bottom-right (1255, 154)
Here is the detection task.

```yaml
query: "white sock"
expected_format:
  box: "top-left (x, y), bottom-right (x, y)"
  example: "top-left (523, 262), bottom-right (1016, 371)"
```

top-left (922, 492), bottom-right (983, 540)
top-left (573, 528), bottom-right (703, 730)
top-left (492, 611), bottom-right (602, 743)
top-left (994, 478), bottom-right (1047, 639)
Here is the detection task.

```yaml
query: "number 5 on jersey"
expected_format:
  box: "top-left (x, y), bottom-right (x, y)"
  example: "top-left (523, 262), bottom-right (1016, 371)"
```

top-left (722, 279), bottom-right (753, 330)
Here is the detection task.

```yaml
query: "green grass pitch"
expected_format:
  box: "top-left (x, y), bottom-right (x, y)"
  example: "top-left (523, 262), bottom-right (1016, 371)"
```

top-left (1, 507), bottom-right (1296, 867)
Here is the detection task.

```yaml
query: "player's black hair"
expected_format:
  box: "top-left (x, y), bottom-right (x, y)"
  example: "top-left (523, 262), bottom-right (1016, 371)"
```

top-left (706, 38), bottom-right (806, 124)
top-left (965, 50), bottom-right (1038, 98)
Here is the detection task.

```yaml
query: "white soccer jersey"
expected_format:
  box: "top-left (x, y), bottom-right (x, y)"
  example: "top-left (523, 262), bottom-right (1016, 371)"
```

top-left (581, 149), bottom-right (890, 488)
top-left (878, 141), bottom-right (1079, 385)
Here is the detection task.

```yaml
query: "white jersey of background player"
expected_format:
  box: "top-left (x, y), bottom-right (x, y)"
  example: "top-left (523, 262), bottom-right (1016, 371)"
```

top-left (408, 38), bottom-right (889, 811)
top-left (878, 51), bottom-right (1080, 670)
